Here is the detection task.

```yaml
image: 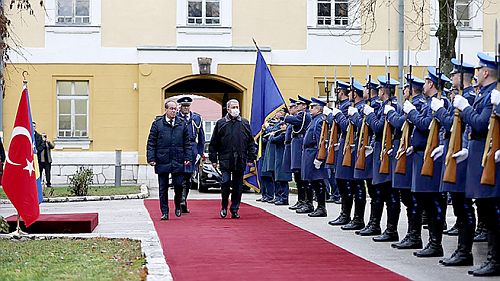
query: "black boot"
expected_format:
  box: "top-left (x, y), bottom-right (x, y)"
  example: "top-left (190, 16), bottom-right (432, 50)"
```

top-left (289, 201), bottom-right (304, 210)
top-left (474, 222), bottom-right (488, 242)
top-left (342, 200), bottom-right (365, 230)
top-left (308, 206), bottom-right (327, 217)
top-left (356, 201), bottom-right (375, 235)
top-left (373, 225), bottom-right (399, 242)
top-left (443, 221), bottom-right (459, 236)
top-left (441, 224), bottom-right (474, 266)
top-left (358, 197), bottom-right (382, 236)
top-left (414, 220), bottom-right (443, 257)
top-left (395, 215), bottom-right (422, 249)
top-left (296, 203), bottom-right (314, 214)
top-left (328, 213), bottom-right (350, 225)
top-left (180, 187), bottom-right (190, 213)
top-left (472, 230), bottom-right (500, 276)
top-left (328, 193), bottom-right (352, 225)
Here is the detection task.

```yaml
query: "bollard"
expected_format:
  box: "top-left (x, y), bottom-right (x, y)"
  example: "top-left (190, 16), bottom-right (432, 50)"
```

top-left (115, 150), bottom-right (122, 187)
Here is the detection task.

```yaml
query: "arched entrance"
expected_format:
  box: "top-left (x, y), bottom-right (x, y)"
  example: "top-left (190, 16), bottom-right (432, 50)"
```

top-left (163, 74), bottom-right (246, 117)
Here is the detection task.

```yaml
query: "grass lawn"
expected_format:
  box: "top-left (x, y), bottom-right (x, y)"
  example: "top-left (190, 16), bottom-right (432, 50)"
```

top-left (0, 186), bottom-right (141, 200)
top-left (0, 237), bottom-right (145, 281)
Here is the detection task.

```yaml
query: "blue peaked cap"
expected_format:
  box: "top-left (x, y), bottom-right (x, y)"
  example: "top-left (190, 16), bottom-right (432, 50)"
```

top-left (297, 95), bottom-right (312, 105)
top-left (177, 96), bottom-right (193, 105)
top-left (310, 97), bottom-right (327, 107)
top-left (476, 52), bottom-right (498, 70)
top-left (425, 66), bottom-right (451, 85)
top-left (377, 75), bottom-right (400, 88)
top-left (450, 58), bottom-right (476, 75)
top-left (404, 75), bottom-right (425, 90)
top-left (352, 80), bottom-right (364, 93)
top-left (336, 80), bottom-right (350, 90)
top-left (288, 98), bottom-right (297, 106)
top-left (365, 80), bottom-right (379, 90)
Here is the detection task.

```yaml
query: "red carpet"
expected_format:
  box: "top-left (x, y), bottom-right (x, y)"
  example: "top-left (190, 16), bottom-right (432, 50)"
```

top-left (6, 213), bottom-right (98, 233)
top-left (144, 199), bottom-right (407, 281)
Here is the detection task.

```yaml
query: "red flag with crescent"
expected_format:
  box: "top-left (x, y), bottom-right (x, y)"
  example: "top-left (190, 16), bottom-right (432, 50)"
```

top-left (2, 86), bottom-right (40, 227)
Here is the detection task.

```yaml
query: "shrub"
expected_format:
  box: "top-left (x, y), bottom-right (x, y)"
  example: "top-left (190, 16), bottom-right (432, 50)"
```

top-left (68, 167), bottom-right (93, 196)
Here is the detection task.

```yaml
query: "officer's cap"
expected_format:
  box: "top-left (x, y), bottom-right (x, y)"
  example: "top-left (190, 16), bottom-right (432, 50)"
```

top-left (405, 75), bottom-right (425, 90)
top-left (297, 95), bottom-right (312, 105)
top-left (336, 80), bottom-right (350, 90)
top-left (352, 80), bottom-right (364, 94)
top-left (475, 52), bottom-right (498, 70)
top-left (377, 75), bottom-right (400, 89)
top-left (177, 96), bottom-right (193, 106)
top-left (365, 81), bottom-right (379, 90)
top-left (288, 98), bottom-right (297, 107)
top-left (425, 66), bottom-right (451, 85)
top-left (310, 97), bottom-right (327, 107)
top-left (450, 58), bottom-right (476, 75)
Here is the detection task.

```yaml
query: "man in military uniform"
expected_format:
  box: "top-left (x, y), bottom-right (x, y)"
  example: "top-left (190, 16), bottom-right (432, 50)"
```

top-left (386, 75), bottom-right (425, 249)
top-left (277, 98), bottom-right (298, 206)
top-left (402, 67), bottom-right (450, 257)
top-left (301, 97), bottom-right (330, 217)
top-left (177, 96), bottom-right (205, 213)
top-left (286, 96), bottom-right (312, 212)
top-left (363, 76), bottom-right (401, 242)
top-left (430, 58), bottom-right (476, 266)
top-left (260, 112), bottom-right (282, 203)
top-left (453, 53), bottom-right (499, 276)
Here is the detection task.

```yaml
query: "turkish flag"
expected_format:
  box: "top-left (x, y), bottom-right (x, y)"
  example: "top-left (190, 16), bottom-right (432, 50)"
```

top-left (2, 87), bottom-right (40, 227)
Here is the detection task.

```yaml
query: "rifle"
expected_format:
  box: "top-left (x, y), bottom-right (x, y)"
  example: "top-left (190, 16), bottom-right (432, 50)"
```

top-left (395, 64), bottom-right (412, 174)
top-left (342, 73), bottom-right (355, 167)
top-left (480, 37), bottom-right (500, 185)
top-left (379, 72), bottom-right (392, 174)
top-left (421, 59), bottom-right (442, 176)
top-left (317, 115), bottom-right (329, 161)
top-left (443, 54), bottom-right (464, 183)
top-left (326, 69), bottom-right (339, 165)
top-left (355, 73), bottom-right (371, 170)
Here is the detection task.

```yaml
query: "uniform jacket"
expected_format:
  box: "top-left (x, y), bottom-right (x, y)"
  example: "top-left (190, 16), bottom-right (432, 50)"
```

top-left (147, 115), bottom-right (192, 174)
top-left (285, 110), bottom-right (311, 171)
top-left (177, 111), bottom-right (205, 174)
top-left (301, 113), bottom-right (328, 181)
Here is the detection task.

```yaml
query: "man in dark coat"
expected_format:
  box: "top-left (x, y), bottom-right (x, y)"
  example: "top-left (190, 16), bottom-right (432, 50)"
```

top-left (209, 99), bottom-right (257, 219)
top-left (147, 100), bottom-right (191, 220)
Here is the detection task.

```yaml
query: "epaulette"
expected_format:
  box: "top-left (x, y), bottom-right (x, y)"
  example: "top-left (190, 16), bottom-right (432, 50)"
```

top-left (376, 100), bottom-right (383, 104)
top-left (155, 115), bottom-right (163, 121)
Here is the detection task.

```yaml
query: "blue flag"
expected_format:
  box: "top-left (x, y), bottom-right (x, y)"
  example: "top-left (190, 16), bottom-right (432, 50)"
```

top-left (243, 50), bottom-right (285, 192)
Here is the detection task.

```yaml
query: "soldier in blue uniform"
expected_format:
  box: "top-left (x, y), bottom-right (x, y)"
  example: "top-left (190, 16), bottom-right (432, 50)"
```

top-left (453, 53), bottom-right (499, 276)
top-left (260, 113), bottom-right (282, 203)
top-left (386, 75), bottom-right (425, 250)
top-left (177, 96), bottom-right (205, 213)
top-left (340, 80), bottom-right (369, 230)
top-left (286, 96), bottom-right (312, 212)
top-left (402, 66), bottom-right (450, 257)
top-left (363, 76), bottom-right (401, 242)
top-left (269, 109), bottom-right (290, 205)
top-left (430, 58), bottom-right (476, 266)
top-left (301, 97), bottom-right (330, 217)
top-left (328, 81), bottom-right (356, 226)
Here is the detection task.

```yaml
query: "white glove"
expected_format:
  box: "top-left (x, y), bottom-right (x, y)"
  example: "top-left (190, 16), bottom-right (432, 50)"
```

top-left (314, 159), bottom-right (322, 169)
top-left (331, 107), bottom-right (341, 116)
top-left (365, 146), bottom-right (373, 157)
top-left (363, 104), bottom-right (374, 116)
top-left (430, 145), bottom-right (444, 161)
top-left (495, 150), bottom-right (500, 163)
top-left (491, 89), bottom-right (500, 106)
top-left (406, 146), bottom-right (414, 156)
top-left (453, 95), bottom-right (471, 111)
top-left (387, 148), bottom-right (393, 156)
top-left (430, 97), bottom-right (444, 112)
top-left (347, 106), bottom-right (358, 116)
top-left (403, 100), bottom-right (416, 114)
top-left (384, 105), bottom-right (395, 115)
top-left (323, 106), bottom-right (333, 116)
top-left (195, 154), bottom-right (201, 163)
top-left (334, 143), bottom-right (340, 151)
top-left (452, 148), bottom-right (468, 164)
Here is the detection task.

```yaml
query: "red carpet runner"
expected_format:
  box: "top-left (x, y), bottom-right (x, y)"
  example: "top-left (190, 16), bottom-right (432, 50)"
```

top-left (144, 199), bottom-right (407, 281)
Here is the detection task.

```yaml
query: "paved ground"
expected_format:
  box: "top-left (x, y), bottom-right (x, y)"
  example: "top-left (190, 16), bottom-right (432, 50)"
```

top-left (1, 188), bottom-right (498, 281)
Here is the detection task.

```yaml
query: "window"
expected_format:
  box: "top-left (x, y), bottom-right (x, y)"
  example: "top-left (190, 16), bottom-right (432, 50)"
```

top-left (57, 81), bottom-right (89, 138)
top-left (455, 0), bottom-right (471, 28)
top-left (188, 0), bottom-right (220, 25)
top-left (56, 0), bottom-right (90, 24)
top-left (204, 120), bottom-right (217, 140)
top-left (317, 0), bottom-right (349, 26)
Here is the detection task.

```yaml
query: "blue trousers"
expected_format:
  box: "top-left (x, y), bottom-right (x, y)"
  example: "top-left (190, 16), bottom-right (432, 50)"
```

top-left (221, 169), bottom-right (244, 212)
top-left (158, 173), bottom-right (184, 215)
top-left (275, 181), bottom-right (289, 203)
top-left (260, 175), bottom-right (275, 200)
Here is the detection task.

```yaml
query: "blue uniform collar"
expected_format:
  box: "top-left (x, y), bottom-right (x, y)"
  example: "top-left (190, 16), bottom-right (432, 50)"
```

top-left (478, 82), bottom-right (497, 96)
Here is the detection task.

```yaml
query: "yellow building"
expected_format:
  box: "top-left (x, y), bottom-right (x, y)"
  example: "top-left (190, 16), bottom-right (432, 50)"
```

top-left (3, 0), bottom-right (497, 185)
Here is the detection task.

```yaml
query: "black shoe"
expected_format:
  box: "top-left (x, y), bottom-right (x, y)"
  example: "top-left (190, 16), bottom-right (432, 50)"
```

top-left (328, 214), bottom-right (351, 226)
top-left (468, 261), bottom-right (490, 275)
top-left (160, 214), bottom-right (169, 220)
top-left (358, 224), bottom-right (382, 236)
top-left (231, 212), bottom-right (240, 219)
top-left (267, 198), bottom-right (276, 204)
top-left (373, 231), bottom-right (399, 242)
top-left (256, 197), bottom-right (264, 202)
top-left (413, 243), bottom-right (443, 257)
top-left (393, 237), bottom-right (423, 249)
top-left (275, 201), bottom-right (289, 206)
top-left (325, 197), bottom-right (336, 203)
top-left (180, 203), bottom-right (190, 214)
top-left (289, 201), bottom-right (303, 210)
top-left (474, 231), bottom-right (488, 242)
top-left (296, 204), bottom-right (314, 214)
top-left (441, 252), bottom-right (473, 266)
top-left (341, 219), bottom-right (365, 231)
top-left (443, 224), bottom-right (459, 236)
top-left (220, 208), bottom-right (227, 218)
top-left (308, 207), bottom-right (327, 217)
top-left (175, 208), bottom-right (182, 217)
top-left (472, 261), bottom-right (500, 276)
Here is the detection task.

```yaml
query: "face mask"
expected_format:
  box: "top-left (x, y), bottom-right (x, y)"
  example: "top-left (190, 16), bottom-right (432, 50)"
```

top-left (230, 108), bottom-right (240, 117)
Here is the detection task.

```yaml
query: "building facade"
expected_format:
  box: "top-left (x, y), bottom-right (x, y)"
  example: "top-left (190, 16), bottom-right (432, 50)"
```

top-left (2, 0), bottom-right (497, 186)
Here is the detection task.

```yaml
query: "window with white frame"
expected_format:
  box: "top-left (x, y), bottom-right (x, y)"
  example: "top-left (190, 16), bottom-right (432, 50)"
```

top-left (204, 120), bottom-right (217, 141)
top-left (455, 0), bottom-right (471, 28)
top-left (57, 81), bottom-right (89, 138)
top-left (317, 0), bottom-right (349, 26)
top-left (56, 0), bottom-right (90, 24)
top-left (187, 0), bottom-right (220, 25)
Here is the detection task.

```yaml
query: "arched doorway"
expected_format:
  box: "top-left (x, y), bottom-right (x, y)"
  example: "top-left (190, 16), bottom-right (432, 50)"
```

top-left (163, 74), bottom-right (246, 117)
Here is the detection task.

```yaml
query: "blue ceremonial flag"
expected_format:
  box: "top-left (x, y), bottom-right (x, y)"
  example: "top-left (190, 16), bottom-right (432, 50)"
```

top-left (243, 50), bottom-right (286, 192)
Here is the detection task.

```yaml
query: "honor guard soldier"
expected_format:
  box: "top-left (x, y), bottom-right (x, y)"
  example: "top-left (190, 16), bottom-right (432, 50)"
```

top-left (386, 75), bottom-right (425, 250)
top-left (177, 96), bottom-right (205, 213)
top-left (430, 58), bottom-right (476, 266)
top-left (328, 81), bottom-right (356, 226)
top-left (363, 76), bottom-right (401, 242)
top-left (260, 114), bottom-right (281, 203)
top-left (286, 96), bottom-right (312, 212)
top-left (341, 80), bottom-right (369, 230)
top-left (453, 53), bottom-right (499, 276)
top-left (267, 109), bottom-right (288, 204)
top-left (301, 97), bottom-right (329, 217)
top-left (403, 66), bottom-right (450, 258)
